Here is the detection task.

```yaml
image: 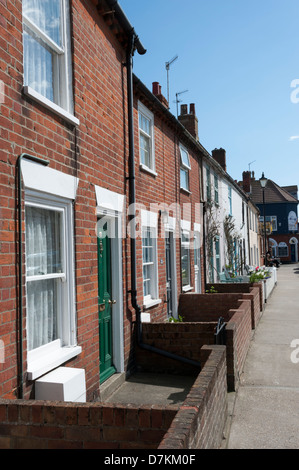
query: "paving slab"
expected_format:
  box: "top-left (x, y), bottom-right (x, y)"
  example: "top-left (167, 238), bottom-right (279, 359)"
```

top-left (227, 386), bottom-right (299, 449)
top-left (227, 264), bottom-right (299, 449)
top-left (102, 372), bottom-right (196, 406)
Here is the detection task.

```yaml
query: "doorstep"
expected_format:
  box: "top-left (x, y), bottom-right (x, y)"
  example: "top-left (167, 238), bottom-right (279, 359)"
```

top-left (99, 372), bottom-right (126, 402)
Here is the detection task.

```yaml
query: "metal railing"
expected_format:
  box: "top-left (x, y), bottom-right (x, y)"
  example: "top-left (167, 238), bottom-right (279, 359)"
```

top-left (214, 317), bottom-right (226, 345)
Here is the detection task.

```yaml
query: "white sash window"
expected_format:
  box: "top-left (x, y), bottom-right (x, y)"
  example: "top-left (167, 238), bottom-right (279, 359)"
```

top-left (22, 0), bottom-right (78, 125)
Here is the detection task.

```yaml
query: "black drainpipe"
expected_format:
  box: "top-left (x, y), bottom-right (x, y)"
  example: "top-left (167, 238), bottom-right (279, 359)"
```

top-left (126, 34), bottom-right (201, 371)
top-left (17, 153), bottom-right (49, 398)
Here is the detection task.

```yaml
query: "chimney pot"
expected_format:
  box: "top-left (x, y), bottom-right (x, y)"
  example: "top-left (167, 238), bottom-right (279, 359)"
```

top-left (180, 104), bottom-right (188, 115)
top-left (152, 82), bottom-right (159, 96)
top-left (190, 103), bottom-right (195, 115)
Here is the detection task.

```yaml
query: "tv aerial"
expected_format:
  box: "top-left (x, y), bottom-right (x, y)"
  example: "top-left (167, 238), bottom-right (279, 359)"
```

top-left (165, 55), bottom-right (178, 109)
top-left (175, 89), bottom-right (188, 117)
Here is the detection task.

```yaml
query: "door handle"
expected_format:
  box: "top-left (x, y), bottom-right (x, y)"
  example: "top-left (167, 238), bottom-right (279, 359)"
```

top-left (99, 303), bottom-right (105, 312)
top-left (108, 299), bottom-right (116, 305)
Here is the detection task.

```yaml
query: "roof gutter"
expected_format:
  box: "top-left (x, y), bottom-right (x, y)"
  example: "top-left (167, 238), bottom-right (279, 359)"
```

top-left (105, 0), bottom-right (146, 55)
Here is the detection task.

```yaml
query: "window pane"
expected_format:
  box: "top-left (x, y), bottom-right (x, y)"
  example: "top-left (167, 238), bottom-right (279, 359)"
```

top-left (180, 147), bottom-right (190, 168)
top-left (26, 206), bottom-right (62, 276)
top-left (142, 228), bottom-right (155, 298)
top-left (180, 168), bottom-right (189, 190)
top-left (181, 244), bottom-right (190, 287)
top-left (23, 30), bottom-right (55, 102)
top-left (140, 133), bottom-right (151, 167)
top-left (23, 0), bottom-right (61, 46)
top-left (139, 113), bottom-right (150, 135)
top-left (27, 278), bottom-right (59, 350)
top-left (181, 232), bottom-right (190, 287)
top-left (143, 265), bottom-right (152, 297)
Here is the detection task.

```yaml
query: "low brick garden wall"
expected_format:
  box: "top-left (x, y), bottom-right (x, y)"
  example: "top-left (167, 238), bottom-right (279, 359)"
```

top-left (158, 345), bottom-right (227, 449)
top-left (206, 283), bottom-right (263, 329)
top-left (0, 399), bottom-right (177, 449)
top-left (136, 322), bottom-right (217, 375)
top-left (178, 293), bottom-right (253, 391)
top-left (0, 345), bottom-right (226, 449)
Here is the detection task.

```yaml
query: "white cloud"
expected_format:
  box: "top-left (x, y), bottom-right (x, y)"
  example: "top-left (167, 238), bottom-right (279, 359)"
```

top-left (289, 136), bottom-right (299, 141)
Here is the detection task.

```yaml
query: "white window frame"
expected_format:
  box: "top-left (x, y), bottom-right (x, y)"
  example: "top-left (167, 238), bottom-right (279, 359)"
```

top-left (214, 174), bottom-right (219, 204)
top-left (21, 158), bottom-right (80, 380)
top-left (138, 101), bottom-right (156, 175)
top-left (180, 144), bottom-right (191, 192)
top-left (206, 166), bottom-right (211, 201)
top-left (141, 210), bottom-right (161, 309)
top-left (181, 221), bottom-right (192, 292)
top-left (228, 185), bottom-right (232, 215)
top-left (194, 228), bottom-right (202, 294)
top-left (22, 0), bottom-right (79, 126)
top-left (25, 190), bottom-right (80, 380)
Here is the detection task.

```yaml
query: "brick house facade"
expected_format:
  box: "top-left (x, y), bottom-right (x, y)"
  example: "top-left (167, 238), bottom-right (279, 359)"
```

top-left (0, 0), bottom-right (206, 401)
top-left (0, 0), bottom-right (147, 400)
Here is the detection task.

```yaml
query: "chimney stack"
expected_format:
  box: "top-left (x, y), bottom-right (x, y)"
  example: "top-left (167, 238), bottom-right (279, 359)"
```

top-left (242, 171), bottom-right (255, 193)
top-left (212, 148), bottom-right (227, 172)
top-left (178, 103), bottom-right (199, 141)
top-left (152, 82), bottom-right (169, 108)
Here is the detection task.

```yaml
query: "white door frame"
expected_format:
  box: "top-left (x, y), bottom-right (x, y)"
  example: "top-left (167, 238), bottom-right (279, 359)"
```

top-left (165, 216), bottom-right (178, 318)
top-left (194, 225), bottom-right (202, 293)
top-left (95, 186), bottom-right (124, 374)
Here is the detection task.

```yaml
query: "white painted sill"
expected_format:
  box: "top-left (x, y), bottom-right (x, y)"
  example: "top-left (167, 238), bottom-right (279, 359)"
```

top-left (23, 86), bottom-right (80, 127)
top-left (27, 339), bottom-right (82, 381)
top-left (139, 164), bottom-right (157, 177)
top-left (182, 285), bottom-right (193, 292)
top-left (180, 187), bottom-right (192, 195)
top-left (143, 298), bottom-right (162, 309)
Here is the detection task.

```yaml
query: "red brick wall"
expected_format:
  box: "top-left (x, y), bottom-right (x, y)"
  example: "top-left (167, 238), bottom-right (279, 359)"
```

top-left (0, 346), bottom-right (228, 449)
top-left (132, 90), bottom-right (204, 324)
top-left (178, 293), bottom-right (243, 322)
top-left (0, 0), bottom-right (205, 402)
top-left (137, 322), bottom-right (217, 375)
top-left (0, 0), bottom-right (128, 400)
top-left (0, 399), bottom-right (177, 449)
top-left (206, 284), bottom-right (262, 329)
top-left (159, 345), bottom-right (227, 449)
top-left (177, 293), bottom-right (253, 391)
top-left (226, 299), bottom-right (252, 390)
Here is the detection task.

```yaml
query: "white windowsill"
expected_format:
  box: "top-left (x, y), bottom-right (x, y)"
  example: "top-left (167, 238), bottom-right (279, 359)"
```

top-left (140, 164), bottom-right (157, 177)
top-left (143, 298), bottom-right (162, 309)
top-left (27, 339), bottom-right (82, 381)
top-left (182, 285), bottom-right (193, 292)
top-left (23, 86), bottom-right (80, 127)
top-left (180, 187), bottom-right (191, 195)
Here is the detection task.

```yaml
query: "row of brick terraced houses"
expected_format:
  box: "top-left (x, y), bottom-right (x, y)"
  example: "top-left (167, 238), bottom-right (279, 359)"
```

top-left (0, 0), bottom-right (285, 403)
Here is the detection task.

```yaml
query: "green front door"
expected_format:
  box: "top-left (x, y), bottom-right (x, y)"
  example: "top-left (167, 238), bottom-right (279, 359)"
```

top-left (98, 224), bottom-right (116, 383)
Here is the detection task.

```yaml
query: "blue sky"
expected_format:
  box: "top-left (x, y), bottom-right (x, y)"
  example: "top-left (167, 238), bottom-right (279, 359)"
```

top-left (119, 0), bottom-right (299, 189)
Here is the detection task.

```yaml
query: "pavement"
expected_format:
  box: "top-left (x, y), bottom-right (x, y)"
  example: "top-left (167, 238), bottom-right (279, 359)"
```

top-left (100, 263), bottom-right (299, 449)
top-left (225, 263), bottom-right (299, 449)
